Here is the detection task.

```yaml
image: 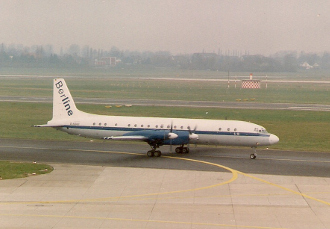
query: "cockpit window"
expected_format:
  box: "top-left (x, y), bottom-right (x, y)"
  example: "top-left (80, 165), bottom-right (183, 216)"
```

top-left (255, 128), bottom-right (268, 133)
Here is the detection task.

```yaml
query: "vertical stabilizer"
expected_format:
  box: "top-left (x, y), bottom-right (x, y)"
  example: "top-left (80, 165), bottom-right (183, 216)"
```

top-left (52, 78), bottom-right (80, 120)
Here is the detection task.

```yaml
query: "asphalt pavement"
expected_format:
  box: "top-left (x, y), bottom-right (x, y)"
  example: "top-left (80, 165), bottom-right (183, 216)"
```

top-left (1, 138), bottom-right (330, 229)
top-left (1, 138), bottom-right (329, 177)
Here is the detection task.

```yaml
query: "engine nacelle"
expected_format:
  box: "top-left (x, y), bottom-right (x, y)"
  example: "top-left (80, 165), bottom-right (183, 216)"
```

top-left (189, 133), bottom-right (199, 140)
top-left (168, 132), bottom-right (178, 139)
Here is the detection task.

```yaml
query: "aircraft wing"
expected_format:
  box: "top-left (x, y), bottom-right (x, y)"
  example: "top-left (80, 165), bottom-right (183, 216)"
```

top-left (104, 130), bottom-right (191, 146)
top-left (104, 130), bottom-right (178, 142)
top-left (104, 136), bottom-right (148, 141)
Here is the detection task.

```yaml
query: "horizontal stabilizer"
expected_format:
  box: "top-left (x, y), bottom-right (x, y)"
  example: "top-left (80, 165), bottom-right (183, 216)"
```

top-left (33, 124), bottom-right (63, 128)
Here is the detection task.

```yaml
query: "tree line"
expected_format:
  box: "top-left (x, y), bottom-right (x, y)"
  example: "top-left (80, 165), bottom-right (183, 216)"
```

top-left (1, 43), bottom-right (330, 72)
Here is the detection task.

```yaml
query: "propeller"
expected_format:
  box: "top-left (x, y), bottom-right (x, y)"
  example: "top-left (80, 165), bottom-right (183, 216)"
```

top-left (187, 125), bottom-right (199, 149)
top-left (167, 121), bottom-right (177, 139)
top-left (168, 120), bottom-right (177, 153)
top-left (188, 125), bottom-right (199, 140)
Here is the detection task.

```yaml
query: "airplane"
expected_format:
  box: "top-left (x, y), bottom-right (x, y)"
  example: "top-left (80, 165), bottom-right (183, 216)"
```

top-left (35, 78), bottom-right (279, 159)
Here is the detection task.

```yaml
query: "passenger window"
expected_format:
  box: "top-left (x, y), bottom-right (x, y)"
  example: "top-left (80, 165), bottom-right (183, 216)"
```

top-left (227, 128), bottom-right (230, 131)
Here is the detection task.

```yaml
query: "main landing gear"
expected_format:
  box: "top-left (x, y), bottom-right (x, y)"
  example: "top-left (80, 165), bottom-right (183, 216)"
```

top-left (175, 145), bottom-right (190, 154)
top-left (250, 147), bottom-right (257, 159)
top-left (147, 144), bottom-right (190, 157)
top-left (147, 144), bottom-right (162, 157)
top-left (147, 149), bottom-right (162, 157)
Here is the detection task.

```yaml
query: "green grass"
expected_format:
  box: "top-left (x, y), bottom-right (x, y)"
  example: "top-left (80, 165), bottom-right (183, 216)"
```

top-left (1, 102), bottom-right (330, 152)
top-left (0, 161), bottom-right (53, 179)
top-left (1, 77), bottom-right (330, 104)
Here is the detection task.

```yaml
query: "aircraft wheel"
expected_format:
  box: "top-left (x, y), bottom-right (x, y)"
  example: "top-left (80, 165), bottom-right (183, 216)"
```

top-left (250, 153), bottom-right (257, 159)
top-left (154, 150), bottom-right (162, 157)
top-left (182, 147), bottom-right (189, 154)
top-left (147, 150), bottom-right (154, 157)
top-left (175, 147), bottom-right (182, 154)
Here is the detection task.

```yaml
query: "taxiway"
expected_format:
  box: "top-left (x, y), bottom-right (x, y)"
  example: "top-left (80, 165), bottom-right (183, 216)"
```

top-left (0, 138), bottom-right (329, 177)
top-left (1, 139), bottom-right (329, 229)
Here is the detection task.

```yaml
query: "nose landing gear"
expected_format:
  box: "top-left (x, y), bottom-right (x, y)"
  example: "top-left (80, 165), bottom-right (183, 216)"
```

top-left (250, 147), bottom-right (257, 159)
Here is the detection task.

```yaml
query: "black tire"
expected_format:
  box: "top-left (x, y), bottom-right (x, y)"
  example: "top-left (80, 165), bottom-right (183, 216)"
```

top-left (154, 150), bottom-right (162, 157)
top-left (147, 150), bottom-right (154, 157)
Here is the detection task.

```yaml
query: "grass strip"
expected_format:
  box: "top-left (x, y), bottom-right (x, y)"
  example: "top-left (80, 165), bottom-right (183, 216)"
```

top-left (1, 77), bottom-right (330, 104)
top-left (0, 161), bottom-right (53, 180)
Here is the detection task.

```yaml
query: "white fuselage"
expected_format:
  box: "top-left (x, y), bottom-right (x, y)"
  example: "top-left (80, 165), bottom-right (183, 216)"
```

top-left (37, 78), bottom-right (279, 156)
top-left (53, 111), bottom-right (278, 147)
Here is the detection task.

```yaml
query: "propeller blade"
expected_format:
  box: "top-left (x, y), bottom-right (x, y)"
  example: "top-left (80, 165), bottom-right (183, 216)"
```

top-left (167, 121), bottom-right (178, 139)
top-left (188, 125), bottom-right (199, 140)
top-left (188, 125), bottom-right (197, 133)
top-left (169, 120), bottom-right (173, 153)
top-left (188, 125), bottom-right (192, 134)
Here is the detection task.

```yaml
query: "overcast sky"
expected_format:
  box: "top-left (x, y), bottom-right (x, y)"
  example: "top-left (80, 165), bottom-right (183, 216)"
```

top-left (1, 0), bottom-right (329, 55)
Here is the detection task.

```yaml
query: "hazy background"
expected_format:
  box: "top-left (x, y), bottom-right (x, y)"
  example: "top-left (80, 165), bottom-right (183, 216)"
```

top-left (1, 0), bottom-right (329, 56)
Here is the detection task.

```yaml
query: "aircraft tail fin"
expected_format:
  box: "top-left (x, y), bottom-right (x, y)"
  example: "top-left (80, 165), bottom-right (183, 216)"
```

top-left (51, 78), bottom-right (81, 121)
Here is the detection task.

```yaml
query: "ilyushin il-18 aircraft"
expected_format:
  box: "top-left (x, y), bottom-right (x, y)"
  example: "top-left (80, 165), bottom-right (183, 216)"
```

top-left (35, 78), bottom-right (279, 159)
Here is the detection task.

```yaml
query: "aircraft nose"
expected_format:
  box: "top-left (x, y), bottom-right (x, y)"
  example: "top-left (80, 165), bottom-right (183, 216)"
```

top-left (269, 134), bottom-right (279, 145)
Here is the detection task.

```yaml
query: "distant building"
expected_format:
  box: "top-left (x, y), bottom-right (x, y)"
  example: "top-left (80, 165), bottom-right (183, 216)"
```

top-left (299, 62), bottom-right (319, 70)
top-left (94, 57), bottom-right (117, 67)
top-left (192, 53), bottom-right (217, 59)
top-left (312, 63), bottom-right (319, 68)
top-left (300, 62), bottom-right (312, 69)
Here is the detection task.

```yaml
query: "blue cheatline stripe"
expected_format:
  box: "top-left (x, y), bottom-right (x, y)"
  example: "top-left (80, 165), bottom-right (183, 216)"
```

top-left (61, 125), bottom-right (270, 138)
